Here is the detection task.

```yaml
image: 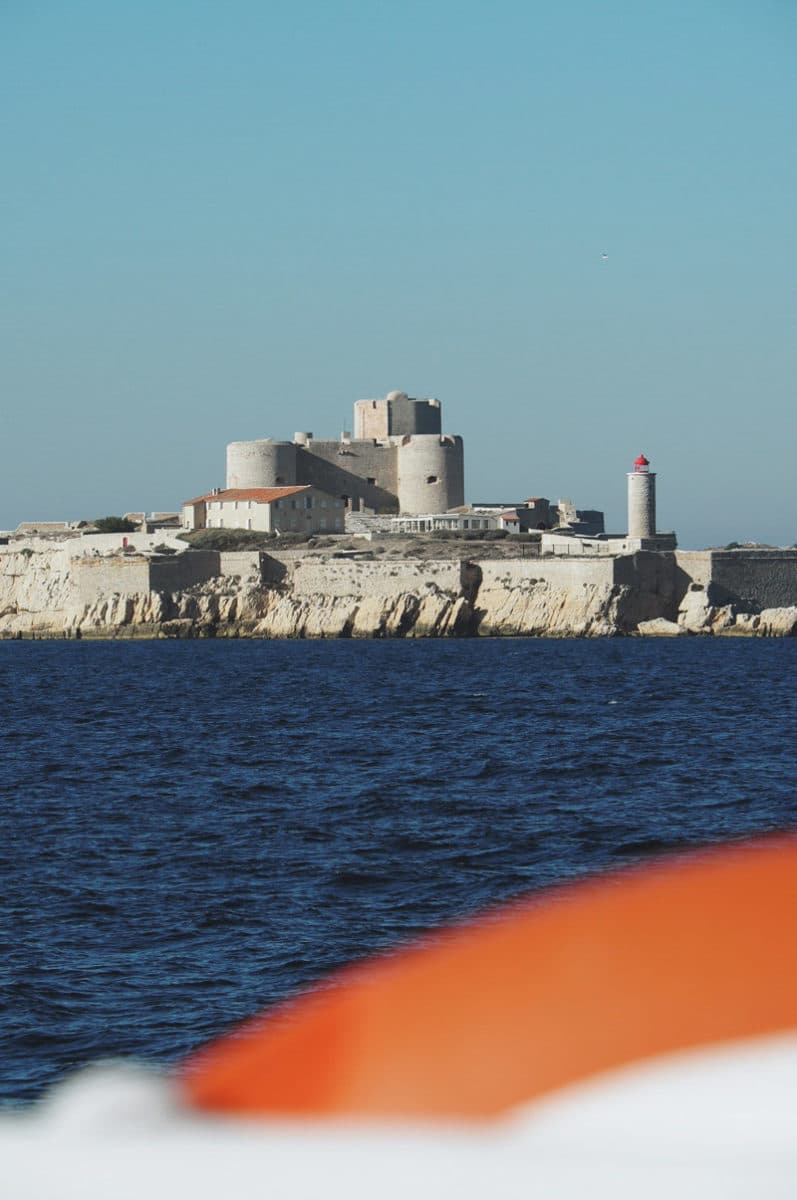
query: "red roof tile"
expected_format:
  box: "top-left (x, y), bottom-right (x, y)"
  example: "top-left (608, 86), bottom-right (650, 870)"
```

top-left (183, 487), bottom-right (310, 506)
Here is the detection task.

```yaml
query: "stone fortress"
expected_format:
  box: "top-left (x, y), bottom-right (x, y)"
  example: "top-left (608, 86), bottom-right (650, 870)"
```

top-left (3, 385), bottom-right (797, 641)
top-left (226, 391), bottom-right (465, 516)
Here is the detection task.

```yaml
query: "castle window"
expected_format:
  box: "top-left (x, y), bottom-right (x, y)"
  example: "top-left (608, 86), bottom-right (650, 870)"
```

top-left (367, 477), bottom-right (377, 486)
top-left (427, 475), bottom-right (438, 484)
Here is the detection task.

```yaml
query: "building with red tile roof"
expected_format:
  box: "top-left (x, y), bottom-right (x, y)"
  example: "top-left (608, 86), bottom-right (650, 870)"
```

top-left (182, 486), bottom-right (344, 535)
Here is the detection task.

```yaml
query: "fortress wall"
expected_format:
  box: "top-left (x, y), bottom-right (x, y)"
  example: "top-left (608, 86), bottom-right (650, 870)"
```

top-left (149, 551), bottom-right (221, 594)
top-left (77, 552), bottom-right (221, 603)
top-left (673, 551), bottom-right (714, 607)
top-left (295, 442), bottom-right (399, 512)
top-left (614, 551), bottom-right (678, 600)
top-left (696, 549), bottom-right (797, 609)
top-left (289, 557), bottom-right (463, 599)
top-left (219, 551), bottom-right (264, 579)
top-left (478, 556), bottom-right (617, 591)
top-left (6, 543), bottom-right (797, 639)
top-left (77, 557), bottom-right (152, 603)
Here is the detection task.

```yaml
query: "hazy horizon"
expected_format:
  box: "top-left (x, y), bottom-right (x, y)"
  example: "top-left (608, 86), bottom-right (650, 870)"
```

top-left (3, 1), bottom-right (795, 549)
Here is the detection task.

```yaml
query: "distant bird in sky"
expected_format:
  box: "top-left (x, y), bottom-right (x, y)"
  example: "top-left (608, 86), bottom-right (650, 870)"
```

top-left (600, 251), bottom-right (609, 261)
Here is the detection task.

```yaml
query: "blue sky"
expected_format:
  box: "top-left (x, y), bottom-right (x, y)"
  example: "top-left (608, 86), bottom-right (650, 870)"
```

top-left (3, 0), bottom-right (795, 546)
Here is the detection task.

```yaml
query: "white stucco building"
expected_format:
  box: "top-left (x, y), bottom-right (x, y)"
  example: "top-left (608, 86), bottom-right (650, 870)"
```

top-left (182, 486), bottom-right (344, 535)
top-left (390, 512), bottom-right (500, 534)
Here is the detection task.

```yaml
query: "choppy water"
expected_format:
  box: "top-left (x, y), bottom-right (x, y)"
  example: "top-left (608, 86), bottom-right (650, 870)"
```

top-left (1, 638), bottom-right (796, 1103)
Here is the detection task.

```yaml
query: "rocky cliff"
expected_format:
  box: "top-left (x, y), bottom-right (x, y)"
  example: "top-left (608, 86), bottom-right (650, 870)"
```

top-left (1, 544), bottom-right (796, 639)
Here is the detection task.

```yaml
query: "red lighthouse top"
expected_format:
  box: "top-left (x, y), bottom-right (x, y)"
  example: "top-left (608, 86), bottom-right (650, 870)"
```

top-left (633, 454), bottom-right (650, 472)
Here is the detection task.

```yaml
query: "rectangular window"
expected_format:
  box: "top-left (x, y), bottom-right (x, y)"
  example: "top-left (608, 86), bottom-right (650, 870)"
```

top-left (305, 496), bottom-right (313, 509)
top-left (366, 477), bottom-right (376, 486)
top-left (320, 517), bottom-right (327, 530)
top-left (273, 499), bottom-right (280, 510)
top-left (291, 499), bottom-right (297, 509)
top-left (321, 499), bottom-right (327, 508)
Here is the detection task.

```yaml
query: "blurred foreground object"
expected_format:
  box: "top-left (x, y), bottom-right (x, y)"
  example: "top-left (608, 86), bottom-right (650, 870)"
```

top-left (3, 837), bottom-right (797, 1198)
top-left (183, 836), bottom-right (797, 1118)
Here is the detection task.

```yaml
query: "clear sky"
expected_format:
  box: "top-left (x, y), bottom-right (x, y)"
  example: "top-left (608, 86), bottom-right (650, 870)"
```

top-left (3, 0), bottom-right (795, 547)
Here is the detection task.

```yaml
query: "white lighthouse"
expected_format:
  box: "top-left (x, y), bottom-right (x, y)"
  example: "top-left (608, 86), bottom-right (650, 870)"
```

top-left (627, 454), bottom-right (656, 538)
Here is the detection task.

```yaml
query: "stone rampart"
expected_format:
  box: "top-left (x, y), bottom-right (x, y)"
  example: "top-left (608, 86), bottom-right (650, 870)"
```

top-left (676, 550), bottom-right (797, 612)
top-left (149, 551), bottom-right (220, 593)
top-left (218, 551), bottom-right (264, 579)
top-left (77, 557), bottom-right (152, 603)
top-left (4, 544), bottom-right (797, 639)
top-left (289, 557), bottom-right (463, 598)
top-left (77, 551), bottom-right (220, 603)
top-left (478, 557), bottom-right (617, 590)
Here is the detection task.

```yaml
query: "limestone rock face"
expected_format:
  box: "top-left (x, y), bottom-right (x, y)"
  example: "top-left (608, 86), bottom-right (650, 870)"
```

top-left (3, 544), bottom-right (797, 640)
top-left (678, 586), bottom-right (714, 633)
top-left (0, 549), bottom-right (77, 634)
top-left (719, 607), bottom-right (797, 637)
top-left (475, 578), bottom-right (619, 638)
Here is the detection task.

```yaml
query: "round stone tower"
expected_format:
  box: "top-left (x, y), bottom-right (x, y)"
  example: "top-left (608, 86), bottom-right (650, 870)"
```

top-left (226, 439), bottom-right (298, 489)
top-left (396, 434), bottom-right (465, 514)
top-left (627, 453), bottom-right (656, 538)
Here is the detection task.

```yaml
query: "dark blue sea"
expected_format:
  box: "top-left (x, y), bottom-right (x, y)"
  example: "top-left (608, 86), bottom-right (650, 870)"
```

top-left (1, 638), bottom-right (796, 1105)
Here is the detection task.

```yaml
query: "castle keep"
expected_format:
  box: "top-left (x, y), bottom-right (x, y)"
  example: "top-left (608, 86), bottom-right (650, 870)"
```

top-left (225, 391), bottom-right (465, 516)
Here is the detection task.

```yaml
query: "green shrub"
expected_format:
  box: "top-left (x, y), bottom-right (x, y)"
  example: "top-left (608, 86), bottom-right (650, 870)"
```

top-left (94, 516), bottom-right (137, 533)
top-left (178, 529), bottom-right (275, 551)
